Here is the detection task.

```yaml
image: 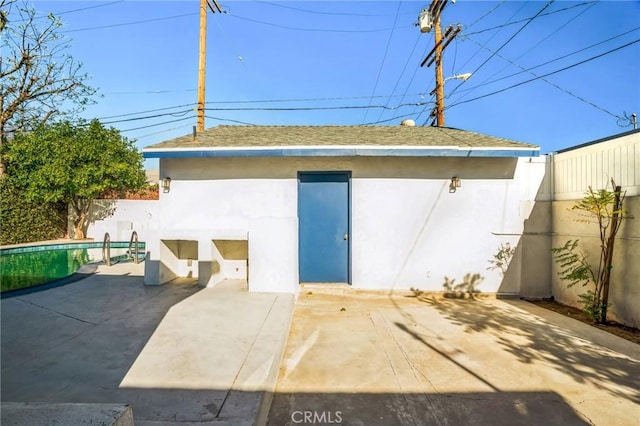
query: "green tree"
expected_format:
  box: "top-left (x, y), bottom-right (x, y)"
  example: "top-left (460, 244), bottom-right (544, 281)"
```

top-left (552, 179), bottom-right (627, 324)
top-left (5, 120), bottom-right (146, 239)
top-left (0, 0), bottom-right (96, 175)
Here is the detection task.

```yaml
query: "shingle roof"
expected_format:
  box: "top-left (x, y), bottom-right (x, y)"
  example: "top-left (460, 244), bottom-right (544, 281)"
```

top-left (145, 125), bottom-right (537, 150)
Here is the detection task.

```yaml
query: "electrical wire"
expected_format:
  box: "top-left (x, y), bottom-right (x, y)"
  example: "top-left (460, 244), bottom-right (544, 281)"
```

top-left (103, 89), bottom-right (197, 95)
top-left (61, 12), bottom-right (197, 33)
top-left (203, 103), bottom-right (424, 112)
top-left (375, 33), bottom-right (422, 122)
top-left (470, 1), bottom-right (555, 74)
top-left (363, 110), bottom-right (431, 126)
top-left (98, 103), bottom-right (196, 120)
top-left (362, 0), bottom-right (403, 123)
top-left (204, 93), bottom-right (427, 105)
top-left (133, 123), bottom-right (196, 140)
top-left (452, 26), bottom-right (640, 96)
top-left (449, 3), bottom-right (528, 85)
top-left (102, 109), bottom-right (193, 125)
top-left (464, 1), bottom-right (594, 36)
top-left (120, 116), bottom-right (196, 133)
top-left (447, 0), bottom-right (556, 101)
top-left (455, 35), bottom-right (623, 119)
top-left (465, 1), bottom-right (507, 30)
top-left (227, 12), bottom-right (393, 33)
top-left (453, 0), bottom-right (597, 104)
top-left (56, 1), bottom-right (125, 16)
top-left (447, 39), bottom-right (640, 112)
top-left (205, 115), bottom-right (258, 126)
top-left (387, 41), bottom-right (435, 124)
top-left (16, 0), bottom-right (124, 22)
top-left (255, 1), bottom-right (409, 17)
top-left (93, 94), bottom-right (431, 126)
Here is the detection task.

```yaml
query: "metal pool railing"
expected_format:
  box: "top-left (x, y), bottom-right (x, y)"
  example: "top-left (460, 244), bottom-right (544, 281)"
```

top-left (129, 231), bottom-right (140, 264)
top-left (102, 232), bottom-right (111, 266)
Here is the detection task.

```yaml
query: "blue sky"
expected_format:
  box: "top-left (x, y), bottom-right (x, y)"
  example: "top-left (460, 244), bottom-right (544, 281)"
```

top-left (26, 0), bottom-right (640, 168)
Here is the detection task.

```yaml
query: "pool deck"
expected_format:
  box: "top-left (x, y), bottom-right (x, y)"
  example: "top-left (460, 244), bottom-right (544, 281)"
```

top-left (1, 261), bottom-right (294, 425)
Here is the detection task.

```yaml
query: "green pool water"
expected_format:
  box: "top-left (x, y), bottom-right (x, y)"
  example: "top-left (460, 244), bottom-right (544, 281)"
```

top-left (0, 242), bottom-right (145, 293)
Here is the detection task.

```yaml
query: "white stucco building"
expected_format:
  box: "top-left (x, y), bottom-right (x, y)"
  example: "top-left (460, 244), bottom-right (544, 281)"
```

top-left (139, 125), bottom-right (544, 295)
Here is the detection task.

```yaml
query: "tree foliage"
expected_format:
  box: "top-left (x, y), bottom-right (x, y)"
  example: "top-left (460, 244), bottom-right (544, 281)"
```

top-left (552, 180), bottom-right (627, 323)
top-left (0, 0), bottom-right (96, 173)
top-left (0, 177), bottom-right (67, 244)
top-left (5, 120), bottom-right (146, 239)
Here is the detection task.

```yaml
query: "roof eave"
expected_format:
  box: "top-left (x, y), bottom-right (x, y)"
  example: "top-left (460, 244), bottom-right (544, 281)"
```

top-left (143, 146), bottom-right (540, 159)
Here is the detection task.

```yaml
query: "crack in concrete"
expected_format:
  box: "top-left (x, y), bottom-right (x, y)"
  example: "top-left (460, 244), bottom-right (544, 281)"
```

top-left (15, 297), bottom-right (97, 325)
top-left (215, 294), bottom-right (279, 419)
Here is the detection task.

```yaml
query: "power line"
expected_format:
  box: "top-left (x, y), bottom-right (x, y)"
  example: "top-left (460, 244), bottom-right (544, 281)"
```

top-left (98, 103), bottom-right (196, 120)
top-left (102, 101), bottom-right (430, 127)
top-left (446, 0), bottom-right (555, 103)
top-left (465, 0), bottom-right (507, 30)
top-left (133, 123), bottom-right (196, 140)
top-left (203, 102), bottom-right (425, 112)
top-left (453, 0), bottom-right (596, 105)
top-left (457, 35), bottom-right (623, 119)
top-left (375, 34), bottom-right (423, 122)
top-left (204, 93), bottom-right (427, 104)
top-left (464, 1), bottom-right (594, 36)
top-left (17, 0), bottom-right (124, 22)
top-left (227, 12), bottom-right (394, 33)
top-left (61, 12), bottom-right (197, 33)
top-left (94, 94), bottom-right (430, 124)
top-left (103, 89), bottom-right (197, 95)
top-left (447, 39), bottom-right (640, 111)
top-left (120, 116), bottom-right (196, 133)
top-left (101, 109), bottom-right (193, 125)
top-left (363, 110), bottom-right (431, 126)
top-left (56, 1), bottom-right (125, 16)
top-left (205, 115), bottom-right (258, 126)
top-left (450, 2), bottom-right (528, 77)
top-left (255, 1), bottom-right (410, 17)
top-left (452, 26), bottom-right (640, 97)
top-left (362, 0), bottom-right (403, 123)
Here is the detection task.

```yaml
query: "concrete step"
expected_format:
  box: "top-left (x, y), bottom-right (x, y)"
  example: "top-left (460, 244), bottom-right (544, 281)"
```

top-left (1, 402), bottom-right (133, 426)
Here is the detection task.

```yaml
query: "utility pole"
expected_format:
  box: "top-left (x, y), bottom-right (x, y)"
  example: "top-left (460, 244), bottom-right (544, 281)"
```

top-left (434, 15), bottom-right (445, 127)
top-left (197, 0), bottom-right (224, 132)
top-left (418, 0), bottom-right (461, 126)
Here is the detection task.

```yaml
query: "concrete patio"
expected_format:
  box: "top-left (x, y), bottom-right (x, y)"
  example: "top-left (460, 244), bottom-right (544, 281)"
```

top-left (1, 265), bottom-right (638, 425)
top-left (267, 288), bottom-right (639, 426)
top-left (1, 262), bottom-right (294, 425)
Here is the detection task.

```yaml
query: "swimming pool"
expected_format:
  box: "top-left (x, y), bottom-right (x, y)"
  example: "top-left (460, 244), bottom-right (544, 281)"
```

top-left (0, 242), bottom-right (145, 294)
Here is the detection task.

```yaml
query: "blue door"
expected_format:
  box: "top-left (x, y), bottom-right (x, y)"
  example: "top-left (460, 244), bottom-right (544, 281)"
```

top-left (298, 172), bottom-right (350, 283)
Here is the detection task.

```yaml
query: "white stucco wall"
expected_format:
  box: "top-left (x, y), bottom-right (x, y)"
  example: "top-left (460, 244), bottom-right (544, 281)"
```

top-left (148, 156), bottom-right (546, 294)
top-left (86, 200), bottom-right (159, 242)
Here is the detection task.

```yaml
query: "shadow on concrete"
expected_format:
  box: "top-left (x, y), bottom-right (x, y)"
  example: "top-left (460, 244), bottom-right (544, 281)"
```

top-left (407, 292), bottom-right (640, 405)
top-left (1, 272), bottom-right (294, 425)
top-left (267, 390), bottom-right (590, 426)
top-left (442, 273), bottom-right (484, 299)
top-left (1, 274), bottom-right (209, 423)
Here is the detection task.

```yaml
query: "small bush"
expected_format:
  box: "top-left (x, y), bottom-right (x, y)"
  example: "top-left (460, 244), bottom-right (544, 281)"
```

top-left (0, 179), bottom-right (67, 245)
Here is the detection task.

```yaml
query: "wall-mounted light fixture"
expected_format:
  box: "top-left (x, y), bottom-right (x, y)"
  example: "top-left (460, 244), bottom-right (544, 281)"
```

top-left (162, 177), bottom-right (172, 193)
top-left (449, 177), bottom-right (461, 193)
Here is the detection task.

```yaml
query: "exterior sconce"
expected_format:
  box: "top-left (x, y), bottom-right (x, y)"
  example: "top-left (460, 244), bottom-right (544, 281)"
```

top-left (162, 177), bottom-right (171, 193)
top-left (449, 177), bottom-right (461, 193)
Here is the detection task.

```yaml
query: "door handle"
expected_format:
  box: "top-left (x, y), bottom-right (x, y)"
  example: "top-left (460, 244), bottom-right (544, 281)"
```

top-left (344, 234), bottom-right (349, 240)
